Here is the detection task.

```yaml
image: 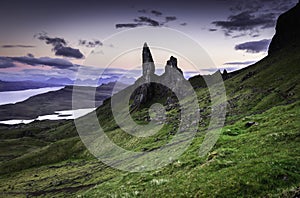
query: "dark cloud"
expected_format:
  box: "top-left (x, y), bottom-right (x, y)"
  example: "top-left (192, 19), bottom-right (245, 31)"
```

top-left (116, 10), bottom-right (183, 29)
top-left (27, 53), bottom-right (34, 57)
top-left (230, 0), bottom-right (297, 13)
top-left (55, 47), bottom-right (84, 59)
top-left (35, 32), bottom-right (84, 59)
top-left (0, 60), bottom-right (16, 69)
top-left (91, 50), bottom-right (104, 55)
top-left (212, 12), bottom-right (276, 36)
top-left (35, 32), bottom-right (66, 50)
top-left (79, 39), bottom-right (103, 48)
top-left (1, 44), bottom-right (35, 48)
top-left (0, 57), bottom-right (15, 68)
top-left (212, 0), bottom-right (298, 37)
top-left (151, 10), bottom-right (162, 16)
top-left (137, 9), bottom-right (147, 14)
top-left (165, 16), bottom-right (177, 22)
top-left (116, 23), bottom-right (142, 28)
top-left (137, 9), bottom-right (163, 16)
top-left (0, 56), bottom-right (75, 69)
top-left (134, 16), bottom-right (160, 26)
top-left (235, 39), bottom-right (271, 53)
top-left (229, 1), bottom-right (262, 12)
top-left (12, 56), bottom-right (74, 68)
top-left (231, 33), bottom-right (247, 38)
top-left (116, 16), bottom-right (161, 28)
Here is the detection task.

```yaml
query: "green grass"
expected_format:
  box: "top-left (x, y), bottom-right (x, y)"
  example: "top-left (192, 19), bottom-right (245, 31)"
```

top-left (80, 101), bottom-right (300, 197)
top-left (0, 45), bottom-right (299, 197)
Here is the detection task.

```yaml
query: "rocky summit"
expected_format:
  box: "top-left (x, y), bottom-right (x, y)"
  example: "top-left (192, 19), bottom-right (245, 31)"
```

top-left (130, 42), bottom-right (186, 110)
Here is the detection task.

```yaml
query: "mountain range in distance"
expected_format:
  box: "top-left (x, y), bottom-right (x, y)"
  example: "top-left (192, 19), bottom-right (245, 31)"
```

top-left (0, 81), bottom-right (129, 121)
top-left (0, 75), bottom-right (136, 92)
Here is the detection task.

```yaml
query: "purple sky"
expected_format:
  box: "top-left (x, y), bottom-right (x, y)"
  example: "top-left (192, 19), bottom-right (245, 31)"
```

top-left (0, 0), bottom-right (298, 81)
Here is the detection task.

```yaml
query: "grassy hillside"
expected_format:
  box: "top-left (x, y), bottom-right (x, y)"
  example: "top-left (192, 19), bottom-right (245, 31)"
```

top-left (0, 45), bottom-right (299, 197)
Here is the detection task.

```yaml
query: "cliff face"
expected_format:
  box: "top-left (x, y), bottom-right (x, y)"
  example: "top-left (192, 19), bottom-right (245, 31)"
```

top-left (268, 2), bottom-right (300, 54)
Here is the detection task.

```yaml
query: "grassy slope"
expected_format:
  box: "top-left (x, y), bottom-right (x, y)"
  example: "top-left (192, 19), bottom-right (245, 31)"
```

top-left (0, 46), bottom-right (299, 197)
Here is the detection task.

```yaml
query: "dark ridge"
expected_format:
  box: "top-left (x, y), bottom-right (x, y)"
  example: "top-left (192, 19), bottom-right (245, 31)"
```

top-left (268, 2), bottom-right (300, 54)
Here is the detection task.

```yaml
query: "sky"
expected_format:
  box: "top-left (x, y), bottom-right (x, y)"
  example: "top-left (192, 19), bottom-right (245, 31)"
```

top-left (0, 0), bottom-right (298, 82)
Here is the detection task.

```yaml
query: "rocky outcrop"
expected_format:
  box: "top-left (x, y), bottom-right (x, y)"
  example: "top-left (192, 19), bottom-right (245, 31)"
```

top-left (130, 43), bottom-right (186, 110)
top-left (268, 1), bottom-right (300, 54)
top-left (164, 56), bottom-right (183, 75)
top-left (161, 56), bottom-right (186, 96)
top-left (142, 43), bottom-right (155, 82)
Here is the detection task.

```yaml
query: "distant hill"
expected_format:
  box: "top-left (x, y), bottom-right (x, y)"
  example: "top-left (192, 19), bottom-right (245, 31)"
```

top-left (45, 77), bottom-right (74, 85)
top-left (0, 82), bottom-right (127, 120)
top-left (0, 76), bottom-right (136, 92)
top-left (0, 80), bottom-right (59, 92)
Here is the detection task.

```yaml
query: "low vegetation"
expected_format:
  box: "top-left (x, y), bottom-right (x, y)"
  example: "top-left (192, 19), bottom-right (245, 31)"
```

top-left (0, 46), bottom-right (299, 198)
